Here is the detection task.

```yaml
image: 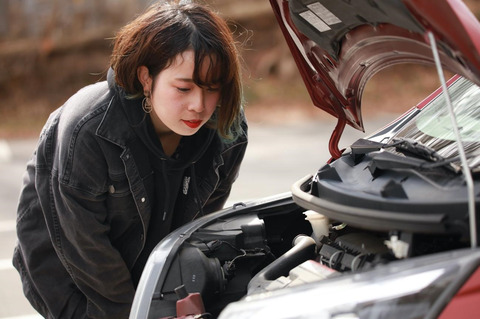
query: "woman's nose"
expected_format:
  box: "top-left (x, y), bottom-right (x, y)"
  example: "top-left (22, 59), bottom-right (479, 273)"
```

top-left (188, 89), bottom-right (205, 113)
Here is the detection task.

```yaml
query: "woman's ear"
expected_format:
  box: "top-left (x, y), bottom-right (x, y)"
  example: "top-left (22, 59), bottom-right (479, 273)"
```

top-left (137, 66), bottom-right (152, 93)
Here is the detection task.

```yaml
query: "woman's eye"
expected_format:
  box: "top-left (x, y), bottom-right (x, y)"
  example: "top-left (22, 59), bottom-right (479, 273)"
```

top-left (177, 87), bottom-right (191, 93)
top-left (207, 86), bottom-right (220, 92)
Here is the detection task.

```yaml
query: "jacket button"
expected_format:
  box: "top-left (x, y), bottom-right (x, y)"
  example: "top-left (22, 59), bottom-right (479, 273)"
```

top-left (141, 197), bottom-right (146, 203)
top-left (108, 185), bottom-right (115, 194)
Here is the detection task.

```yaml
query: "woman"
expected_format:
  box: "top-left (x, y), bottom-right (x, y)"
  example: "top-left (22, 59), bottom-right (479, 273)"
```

top-left (13, 1), bottom-right (247, 318)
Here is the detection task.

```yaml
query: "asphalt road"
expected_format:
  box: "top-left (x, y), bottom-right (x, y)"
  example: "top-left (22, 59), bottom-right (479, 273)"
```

top-left (0, 116), bottom-right (393, 318)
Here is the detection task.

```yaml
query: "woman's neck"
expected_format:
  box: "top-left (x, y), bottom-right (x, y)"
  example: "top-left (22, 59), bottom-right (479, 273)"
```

top-left (150, 112), bottom-right (181, 157)
top-left (158, 131), bottom-right (181, 157)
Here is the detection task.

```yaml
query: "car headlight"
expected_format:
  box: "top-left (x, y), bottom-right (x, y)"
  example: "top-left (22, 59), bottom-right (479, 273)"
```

top-left (218, 248), bottom-right (480, 319)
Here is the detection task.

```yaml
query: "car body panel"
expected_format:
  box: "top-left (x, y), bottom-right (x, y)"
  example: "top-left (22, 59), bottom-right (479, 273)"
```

top-left (439, 267), bottom-right (480, 319)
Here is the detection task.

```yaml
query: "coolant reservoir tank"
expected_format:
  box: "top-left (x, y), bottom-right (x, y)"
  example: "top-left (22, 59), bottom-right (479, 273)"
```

top-left (303, 210), bottom-right (329, 245)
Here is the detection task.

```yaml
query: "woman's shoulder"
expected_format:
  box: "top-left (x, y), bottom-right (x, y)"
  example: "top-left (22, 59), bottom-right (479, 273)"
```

top-left (37, 82), bottom-right (112, 142)
top-left (36, 81), bottom-right (114, 163)
top-left (215, 125), bottom-right (248, 157)
top-left (36, 82), bottom-right (122, 189)
top-left (58, 81), bottom-right (112, 130)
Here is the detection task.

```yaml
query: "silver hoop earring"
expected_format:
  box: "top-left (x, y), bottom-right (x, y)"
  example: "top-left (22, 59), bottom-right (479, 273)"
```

top-left (142, 92), bottom-right (152, 113)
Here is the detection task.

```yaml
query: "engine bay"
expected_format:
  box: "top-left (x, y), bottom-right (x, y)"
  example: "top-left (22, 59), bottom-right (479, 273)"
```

top-left (146, 196), bottom-right (469, 319)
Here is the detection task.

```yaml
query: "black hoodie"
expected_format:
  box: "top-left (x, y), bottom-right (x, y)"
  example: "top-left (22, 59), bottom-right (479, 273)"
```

top-left (120, 94), bottom-right (215, 285)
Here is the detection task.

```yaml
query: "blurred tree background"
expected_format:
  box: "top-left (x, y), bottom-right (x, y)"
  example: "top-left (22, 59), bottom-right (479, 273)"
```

top-left (0, 0), bottom-right (479, 137)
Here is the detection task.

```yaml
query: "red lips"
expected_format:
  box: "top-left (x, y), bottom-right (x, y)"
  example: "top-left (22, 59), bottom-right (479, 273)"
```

top-left (182, 120), bottom-right (202, 129)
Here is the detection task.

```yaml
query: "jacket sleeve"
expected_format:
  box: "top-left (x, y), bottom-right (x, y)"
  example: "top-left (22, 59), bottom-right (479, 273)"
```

top-left (203, 121), bottom-right (248, 213)
top-left (53, 182), bottom-right (136, 318)
top-left (14, 150), bottom-right (89, 318)
top-left (38, 122), bottom-right (136, 318)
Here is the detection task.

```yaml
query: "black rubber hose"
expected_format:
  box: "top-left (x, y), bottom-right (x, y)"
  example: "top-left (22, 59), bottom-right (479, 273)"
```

top-left (247, 235), bottom-right (316, 294)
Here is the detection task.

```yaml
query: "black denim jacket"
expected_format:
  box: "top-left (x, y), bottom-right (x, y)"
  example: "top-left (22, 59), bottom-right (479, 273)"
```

top-left (12, 79), bottom-right (248, 319)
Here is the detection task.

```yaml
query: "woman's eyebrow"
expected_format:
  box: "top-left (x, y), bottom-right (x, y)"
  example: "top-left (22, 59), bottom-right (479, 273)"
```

top-left (174, 77), bottom-right (220, 86)
top-left (174, 77), bottom-right (194, 82)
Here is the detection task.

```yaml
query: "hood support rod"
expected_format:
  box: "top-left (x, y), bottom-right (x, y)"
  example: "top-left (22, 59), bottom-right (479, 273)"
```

top-left (427, 31), bottom-right (477, 248)
top-left (329, 117), bottom-right (347, 159)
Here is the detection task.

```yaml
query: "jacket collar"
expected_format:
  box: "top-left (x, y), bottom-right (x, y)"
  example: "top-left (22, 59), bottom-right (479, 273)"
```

top-left (96, 69), bottom-right (140, 148)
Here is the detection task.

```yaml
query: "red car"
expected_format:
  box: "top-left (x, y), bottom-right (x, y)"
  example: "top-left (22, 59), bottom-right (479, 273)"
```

top-left (130, 0), bottom-right (480, 318)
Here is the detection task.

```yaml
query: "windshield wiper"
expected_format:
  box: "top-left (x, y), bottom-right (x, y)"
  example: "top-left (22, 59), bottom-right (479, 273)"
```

top-left (381, 138), bottom-right (471, 172)
top-left (385, 138), bottom-right (444, 163)
top-left (350, 138), bottom-right (460, 171)
top-left (362, 137), bottom-right (472, 173)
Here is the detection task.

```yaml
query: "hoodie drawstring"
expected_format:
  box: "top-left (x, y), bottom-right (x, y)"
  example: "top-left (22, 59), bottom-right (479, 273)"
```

top-left (190, 164), bottom-right (204, 220)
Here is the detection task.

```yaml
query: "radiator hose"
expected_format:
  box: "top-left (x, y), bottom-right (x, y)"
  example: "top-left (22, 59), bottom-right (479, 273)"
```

top-left (247, 235), bottom-right (316, 295)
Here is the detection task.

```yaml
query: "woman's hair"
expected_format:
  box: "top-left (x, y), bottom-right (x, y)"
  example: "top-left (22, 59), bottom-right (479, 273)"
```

top-left (110, 1), bottom-right (243, 139)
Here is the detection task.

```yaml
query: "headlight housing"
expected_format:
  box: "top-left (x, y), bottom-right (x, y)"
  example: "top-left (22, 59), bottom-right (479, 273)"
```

top-left (219, 248), bottom-right (480, 319)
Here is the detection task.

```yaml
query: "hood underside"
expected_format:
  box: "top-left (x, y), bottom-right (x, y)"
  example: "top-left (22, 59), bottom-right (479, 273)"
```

top-left (270, 0), bottom-right (480, 158)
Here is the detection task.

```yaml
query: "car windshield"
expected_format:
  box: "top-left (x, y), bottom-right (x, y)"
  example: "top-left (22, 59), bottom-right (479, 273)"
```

top-left (386, 76), bottom-right (480, 172)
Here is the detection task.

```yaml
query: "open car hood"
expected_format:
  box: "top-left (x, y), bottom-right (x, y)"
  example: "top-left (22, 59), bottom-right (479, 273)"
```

top-left (270, 0), bottom-right (480, 158)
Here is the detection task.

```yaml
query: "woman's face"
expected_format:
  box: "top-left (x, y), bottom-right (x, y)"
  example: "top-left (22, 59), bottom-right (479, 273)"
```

top-left (138, 50), bottom-right (220, 136)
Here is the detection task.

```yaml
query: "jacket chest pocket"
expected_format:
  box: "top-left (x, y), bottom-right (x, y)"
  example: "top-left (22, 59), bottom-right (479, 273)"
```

top-left (106, 173), bottom-right (139, 240)
top-left (106, 170), bottom-right (154, 269)
top-left (106, 170), bottom-right (154, 231)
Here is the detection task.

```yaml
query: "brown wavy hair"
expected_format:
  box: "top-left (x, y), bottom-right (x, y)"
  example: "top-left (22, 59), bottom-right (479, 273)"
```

top-left (110, 1), bottom-right (243, 139)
